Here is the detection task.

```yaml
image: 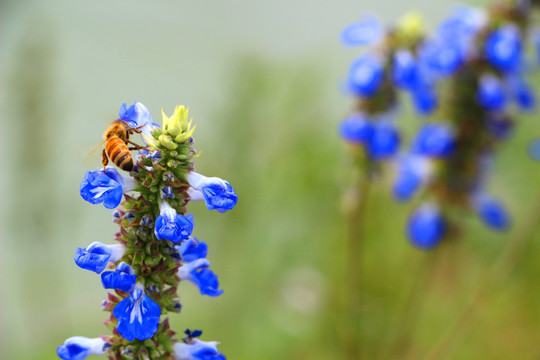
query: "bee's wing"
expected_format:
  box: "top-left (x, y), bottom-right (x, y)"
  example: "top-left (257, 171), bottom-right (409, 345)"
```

top-left (84, 140), bottom-right (106, 167)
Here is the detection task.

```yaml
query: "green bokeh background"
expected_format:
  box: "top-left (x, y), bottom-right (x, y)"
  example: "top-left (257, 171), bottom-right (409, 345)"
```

top-left (2, 0), bottom-right (540, 359)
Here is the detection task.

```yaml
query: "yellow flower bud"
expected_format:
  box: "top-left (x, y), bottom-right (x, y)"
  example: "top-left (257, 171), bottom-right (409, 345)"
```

top-left (162, 105), bottom-right (189, 137)
top-left (397, 11), bottom-right (424, 39)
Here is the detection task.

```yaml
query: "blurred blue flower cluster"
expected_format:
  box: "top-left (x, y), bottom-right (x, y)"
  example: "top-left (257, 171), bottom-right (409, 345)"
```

top-left (59, 102), bottom-right (233, 359)
top-left (341, 4), bottom-right (538, 249)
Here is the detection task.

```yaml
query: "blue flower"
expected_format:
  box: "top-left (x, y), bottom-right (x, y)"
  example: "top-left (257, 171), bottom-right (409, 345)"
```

top-left (154, 202), bottom-right (194, 243)
top-left (176, 238), bottom-right (208, 263)
top-left (476, 74), bottom-right (507, 111)
top-left (57, 336), bottom-right (109, 360)
top-left (507, 75), bottom-right (536, 111)
top-left (411, 81), bottom-right (438, 115)
top-left (485, 115), bottom-right (514, 140)
top-left (348, 55), bottom-right (384, 97)
top-left (393, 155), bottom-right (431, 201)
top-left (74, 242), bottom-right (125, 274)
top-left (366, 121), bottom-right (400, 160)
top-left (341, 13), bottom-right (382, 46)
top-left (187, 172), bottom-right (238, 213)
top-left (174, 339), bottom-right (226, 360)
top-left (80, 168), bottom-right (136, 209)
top-left (437, 6), bottom-right (486, 43)
top-left (101, 262), bottom-right (137, 293)
top-left (178, 259), bottom-right (223, 297)
top-left (473, 194), bottom-right (510, 231)
top-left (118, 101), bottom-right (158, 141)
top-left (412, 123), bottom-right (456, 158)
top-left (113, 283), bottom-right (161, 341)
top-left (418, 39), bottom-right (464, 77)
top-left (339, 113), bottom-right (375, 145)
top-left (392, 50), bottom-right (418, 90)
top-left (407, 203), bottom-right (446, 250)
top-left (485, 25), bottom-right (522, 73)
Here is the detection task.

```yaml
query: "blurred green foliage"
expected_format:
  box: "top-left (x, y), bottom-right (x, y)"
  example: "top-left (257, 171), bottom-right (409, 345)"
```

top-left (3, 1), bottom-right (540, 359)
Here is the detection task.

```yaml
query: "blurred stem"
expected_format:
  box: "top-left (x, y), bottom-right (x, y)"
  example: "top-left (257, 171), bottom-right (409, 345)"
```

top-left (420, 193), bottom-right (540, 360)
top-left (378, 253), bottom-right (434, 360)
top-left (380, 235), bottom-right (460, 360)
top-left (342, 148), bottom-right (371, 360)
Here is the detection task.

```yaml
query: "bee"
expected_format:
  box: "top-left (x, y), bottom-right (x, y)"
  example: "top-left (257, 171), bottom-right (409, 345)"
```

top-left (102, 120), bottom-right (145, 171)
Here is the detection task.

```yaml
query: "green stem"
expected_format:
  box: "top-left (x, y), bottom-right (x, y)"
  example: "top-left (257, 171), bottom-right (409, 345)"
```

top-left (379, 234), bottom-right (462, 360)
top-left (341, 150), bottom-right (371, 360)
top-left (377, 253), bottom-right (433, 360)
top-left (420, 192), bottom-right (540, 360)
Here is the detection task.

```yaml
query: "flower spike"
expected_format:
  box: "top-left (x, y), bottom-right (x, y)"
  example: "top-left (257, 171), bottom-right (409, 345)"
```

top-left (65, 102), bottom-right (235, 357)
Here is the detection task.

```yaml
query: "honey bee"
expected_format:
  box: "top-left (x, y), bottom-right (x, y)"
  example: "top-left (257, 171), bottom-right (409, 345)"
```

top-left (101, 120), bottom-right (145, 171)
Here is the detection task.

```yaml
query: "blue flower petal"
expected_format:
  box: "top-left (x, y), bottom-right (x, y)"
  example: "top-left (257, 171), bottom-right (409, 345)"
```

top-left (113, 286), bottom-right (161, 341)
top-left (367, 121), bottom-right (400, 160)
top-left (118, 101), bottom-right (152, 129)
top-left (485, 25), bottom-right (522, 73)
top-left (348, 55), bottom-right (384, 97)
top-left (154, 213), bottom-right (194, 243)
top-left (412, 123), bottom-right (455, 158)
top-left (419, 39), bottom-right (464, 77)
top-left (392, 50), bottom-right (418, 90)
top-left (179, 239), bottom-right (208, 263)
top-left (407, 204), bottom-right (446, 250)
top-left (174, 339), bottom-right (226, 360)
top-left (411, 83), bottom-right (438, 115)
top-left (74, 242), bottom-right (125, 274)
top-left (341, 14), bottom-right (381, 46)
top-left (57, 342), bottom-right (89, 360)
top-left (201, 182), bottom-right (238, 213)
top-left (57, 337), bottom-right (108, 360)
top-left (476, 74), bottom-right (507, 111)
top-left (393, 170), bottom-right (421, 202)
top-left (80, 168), bottom-right (124, 209)
top-left (393, 155), bottom-right (431, 202)
top-left (474, 196), bottom-right (510, 231)
top-left (74, 246), bottom-right (111, 274)
top-left (485, 116), bottom-right (514, 140)
top-left (101, 262), bottom-right (137, 293)
top-left (507, 75), bottom-right (536, 111)
top-left (339, 113), bottom-right (375, 145)
top-left (192, 269), bottom-right (224, 297)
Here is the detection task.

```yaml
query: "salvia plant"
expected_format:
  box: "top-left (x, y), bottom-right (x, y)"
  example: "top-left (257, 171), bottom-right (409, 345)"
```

top-left (57, 102), bottom-right (237, 360)
top-left (340, 1), bottom-right (540, 249)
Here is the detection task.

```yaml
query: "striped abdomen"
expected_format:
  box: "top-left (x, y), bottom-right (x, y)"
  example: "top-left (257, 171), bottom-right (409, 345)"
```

top-left (105, 136), bottom-right (133, 171)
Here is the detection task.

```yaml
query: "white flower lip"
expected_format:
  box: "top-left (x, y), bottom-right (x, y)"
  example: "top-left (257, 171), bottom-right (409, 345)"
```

top-left (159, 201), bottom-right (177, 223)
top-left (177, 258), bottom-right (210, 280)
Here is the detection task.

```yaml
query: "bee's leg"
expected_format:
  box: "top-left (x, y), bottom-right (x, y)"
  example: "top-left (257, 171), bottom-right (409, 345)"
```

top-left (128, 124), bottom-right (146, 135)
top-left (127, 140), bottom-right (146, 150)
top-left (102, 149), bottom-right (109, 169)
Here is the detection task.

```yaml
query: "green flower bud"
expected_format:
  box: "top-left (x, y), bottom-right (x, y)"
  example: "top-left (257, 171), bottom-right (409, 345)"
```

top-left (158, 134), bottom-right (178, 150)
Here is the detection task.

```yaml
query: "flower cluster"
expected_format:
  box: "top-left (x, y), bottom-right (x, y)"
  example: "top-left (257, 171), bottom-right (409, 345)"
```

top-left (58, 102), bottom-right (236, 359)
top-left (341, 3), bottom-right (538, 249)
